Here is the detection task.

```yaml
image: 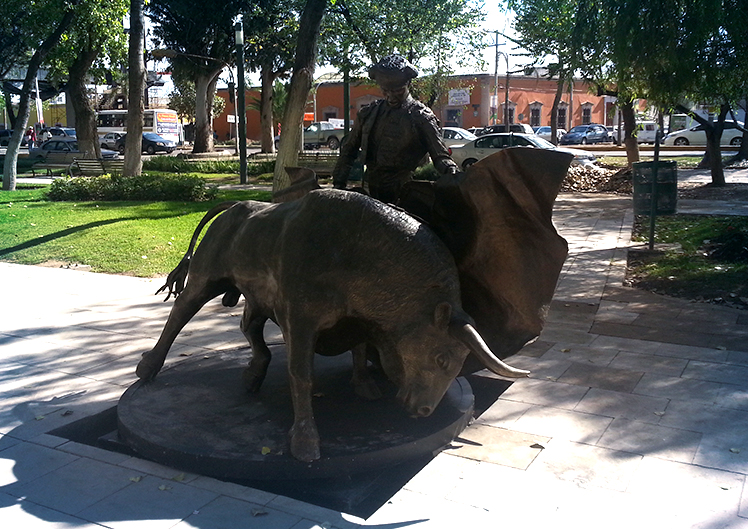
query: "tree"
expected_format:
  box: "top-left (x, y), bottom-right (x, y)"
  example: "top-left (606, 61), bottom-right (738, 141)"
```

top-left (248, 80), bottom-right (288, 139)
top-left (273, 0), bottom-right (328, 191)
top-left (2, 0), bottom-right (78, 191)
top-left (168, 72), bottom-right (226, 124)
top-left (124, 0), bottom-right (146, 176)
top-left (243, 0), bottom-right (299, 153)
top-left (45, 0), bottom-right (128, 161)
top-left (147, 0), bottom-right (254, 153)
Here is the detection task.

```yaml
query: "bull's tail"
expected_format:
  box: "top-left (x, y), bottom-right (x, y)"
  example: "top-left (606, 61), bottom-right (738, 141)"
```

top-left (156, 201), bottom-right (238, 301)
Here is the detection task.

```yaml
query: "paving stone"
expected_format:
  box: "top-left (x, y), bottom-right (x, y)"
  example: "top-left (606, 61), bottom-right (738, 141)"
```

top-left (3, 457), bottom-right (136, 515)
top-left (188, 475), bottom-right (277, 506)
top-left (527, 438), bottom-right (642, 492)
top-left (510, 405), bottom-right (612, 444)
top-left (694, 440), bottom-right (748, 474)
top-left (655, 342), bottom-right (729, 363)
top-left (76, 475), bottom-right (220, 529)
top-left (517, 339), bottom-right (554, 358)
top-left (118, 457), bottom-right (199, 483)
top-left (542, 343), bottom-right (619, 366)
top-left (538, 322), bottom-right (598, 345)
top-left (368, 488), bottom-right (496, 528)
top-left (505, 354), bottom-right (573, 381)
top-left (449, 424), bottom-right (548, 469)
top-left (0, 498), bottom-right (103, 528)
top-left (475, 397), bottom-right (533, 428)
top-left (402, 452), bottom-right (475, 498)
top-left (726, 350), bottom-right (748, 366)
top-left (634, 372), bottom-right (725, 404)
top-left (658, 400), bottom-right (748, 439)
top-left (574, 387), bottom-right (669, 423)
top-left (597, 417), bottom-right (702, 463)
top-left (266, 494), bottom-right (360, 528)
top-left (609, 351), bottom-right (688, 377)
top-left (0, 442), bottom-right (79, 488)
top-left (169, 495), bottom-right (303, 529)
top-left (589, 334), bottom-right (662, 355)
top-left (498, 378), bottom-right (590, 410)
top-left (557, 362), bottom-right (644, 393)
top-left (626, 457), bottom-right (745, 521)
top-left (717, 384), bottom-right (748, 411)
top-left (683, 361), bottom-right (748, 387)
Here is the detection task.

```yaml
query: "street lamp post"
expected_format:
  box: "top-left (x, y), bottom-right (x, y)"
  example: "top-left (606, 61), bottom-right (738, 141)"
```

top-left (493, 34), bottom-right (511, 126)
top-left (235, 17), bottom-right (247, 185)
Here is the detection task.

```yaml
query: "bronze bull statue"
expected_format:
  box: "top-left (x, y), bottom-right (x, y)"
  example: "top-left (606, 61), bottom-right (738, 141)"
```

top-left (136, 189), bottom-right (529, 462)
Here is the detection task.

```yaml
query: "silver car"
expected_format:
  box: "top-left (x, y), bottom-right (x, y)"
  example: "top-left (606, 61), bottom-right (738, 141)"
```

top-left (449, 133), bottom-right (597, 170)
top-left (99, 132), bottom-right (124, 150)
top-left (535, 126), bottom-right (567, 142)
top-left (441, 127), bottom-right (477, 148)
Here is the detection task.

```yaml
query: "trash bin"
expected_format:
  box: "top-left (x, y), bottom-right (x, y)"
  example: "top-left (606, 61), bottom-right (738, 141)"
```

top-left (632, 160), bottom-right (677, 215)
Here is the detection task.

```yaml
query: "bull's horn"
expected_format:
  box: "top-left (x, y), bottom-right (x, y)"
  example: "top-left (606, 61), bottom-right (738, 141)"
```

top-left (450, 320), bottom-right (530, 378)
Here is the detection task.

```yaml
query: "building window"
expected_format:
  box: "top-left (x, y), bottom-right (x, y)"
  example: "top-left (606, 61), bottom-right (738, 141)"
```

top-left (581, 103), bottom-right (593, 125)
top-left (529, 104), bottom-right (542, 127)
top-left (558, 107), bottom-right (567, 129)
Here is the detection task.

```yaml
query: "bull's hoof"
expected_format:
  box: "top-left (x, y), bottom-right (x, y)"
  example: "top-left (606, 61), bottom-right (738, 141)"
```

top-left (289, 425), bottom-right (320, 462)
top-left (136, 358), bottom-right (162, 381)
top-left (241, 367), bottom-right (266, 393)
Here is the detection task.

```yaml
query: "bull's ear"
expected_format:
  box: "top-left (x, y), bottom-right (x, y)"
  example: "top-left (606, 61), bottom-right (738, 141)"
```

top-left (434, 302), bottom-right (452, 328)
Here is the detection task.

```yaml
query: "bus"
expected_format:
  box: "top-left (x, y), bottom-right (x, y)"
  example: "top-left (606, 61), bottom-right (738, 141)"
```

top-left (96, 109), bottom-right (182, 145)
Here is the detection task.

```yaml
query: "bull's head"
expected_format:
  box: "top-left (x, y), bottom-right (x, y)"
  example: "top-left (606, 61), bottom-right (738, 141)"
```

top-left (389, 302), bottom-right (528, 418)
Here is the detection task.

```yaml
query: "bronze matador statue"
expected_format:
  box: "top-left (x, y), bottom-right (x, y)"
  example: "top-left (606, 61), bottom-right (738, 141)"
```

top-left (332, 54), bottom-right (458, 204)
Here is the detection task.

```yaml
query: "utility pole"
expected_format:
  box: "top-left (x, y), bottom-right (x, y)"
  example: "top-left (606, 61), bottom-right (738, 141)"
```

top-left (235, 17), bottom-right (247, 185)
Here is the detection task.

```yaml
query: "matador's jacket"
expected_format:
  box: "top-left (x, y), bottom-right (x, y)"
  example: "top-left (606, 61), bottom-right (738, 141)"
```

top-left (332, 95), bottom-right (458, 202)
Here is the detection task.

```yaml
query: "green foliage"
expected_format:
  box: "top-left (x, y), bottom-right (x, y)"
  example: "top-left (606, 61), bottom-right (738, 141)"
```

top-left (46, 174), bottom-right (219, 202)
top-left (142, 156), bottom-right (276, 176)
top-left (413, 163), bottom-right (439, 181)
top-left (320, 0), bottom-right (486, 88)
top-left (630, 215), bottom-right (748, 303)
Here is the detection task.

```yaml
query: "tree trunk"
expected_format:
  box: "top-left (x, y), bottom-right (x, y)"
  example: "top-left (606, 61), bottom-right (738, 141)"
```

top-left (124, 0), bottom-right (145, 176)
top-left (193, 71), bottom-right (220, 153)
top-left (67, 48), bottom-right (102, 160)
top-left (273, 0), bottom-right (328, 192)
top-left (260, 64), bottom-right (276, 153)
top-left (3, 88), bottom-right (17, 129)
top-left (549, 71), bottom-right (564, 146)
top-left (3, 7), bottom-right (76, 191)
top-left (678, 103), bottom-right (727, 186)
top-left (620, 100), bottom-right (639, 168)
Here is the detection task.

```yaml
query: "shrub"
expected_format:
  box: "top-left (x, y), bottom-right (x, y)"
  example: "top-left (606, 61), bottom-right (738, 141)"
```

top-left (142, 156), bottom-right (276, 176)
top-left (47, 173), bottom-right (218, 202)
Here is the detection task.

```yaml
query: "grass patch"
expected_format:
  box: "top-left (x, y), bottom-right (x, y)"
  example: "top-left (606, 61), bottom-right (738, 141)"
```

top-left (0, 187), bottom-right (271, 276)
top-left (628, 214), bottom-right (748, 307)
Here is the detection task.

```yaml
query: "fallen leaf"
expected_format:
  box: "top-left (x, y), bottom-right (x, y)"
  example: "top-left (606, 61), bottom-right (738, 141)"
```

top-left (129, 476), bottom-right (143, 483)
top-left (530, 443), bottom-right (545, 450)
top-left (730, 448), bottom-right (741, 454)
top-left (251, 508), bottom-right (268, 517)
top-left (178, 352), bottom-right (192, 357)
top-left (172, 472), bottom-right (186, 482)
top-left (62, 410), bottom-right (73, 417)
top-left (654, 411), bottom-right (666, 417)
top-left (560, 348), bottom-right (571, 353)
top-left (717, 346), bottom-right (727, 350)
top-left (261, 446), bottom-right (271, 455)
top-left (158, 485), bottom-right (172, 491)
top-left (35, 415), bottom-right (45, 421)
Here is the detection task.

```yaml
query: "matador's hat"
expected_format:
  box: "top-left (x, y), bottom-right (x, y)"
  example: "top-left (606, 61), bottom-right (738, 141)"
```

top-left (369, 55), bottom-right (419, 89)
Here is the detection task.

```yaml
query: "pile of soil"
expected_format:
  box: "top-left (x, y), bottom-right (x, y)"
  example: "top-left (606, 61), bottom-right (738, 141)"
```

top-left (562, 165), bottom-right (630, 194)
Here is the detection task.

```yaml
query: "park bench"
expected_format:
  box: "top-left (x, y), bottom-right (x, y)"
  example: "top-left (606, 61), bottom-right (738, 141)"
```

top-left (69, 158), bottom-right (125, 177)
top-left (296, 151), bottom-right (339, 176)
top-left (31, 152), bottom-right (72, 176)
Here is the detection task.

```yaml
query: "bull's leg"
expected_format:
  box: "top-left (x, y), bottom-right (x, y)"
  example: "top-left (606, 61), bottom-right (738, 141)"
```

top-left (351, 343), bottom-right (382, 400)
top-left (136, 282), bottom-right (222, 380)
top-left (285, 322), bottom-right (320, 462)
top-left (241, 310), bottom-right (271, 393)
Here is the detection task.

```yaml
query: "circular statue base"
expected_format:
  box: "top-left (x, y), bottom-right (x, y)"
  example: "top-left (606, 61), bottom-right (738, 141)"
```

top-left (118, 346), bottom-right (474, 480)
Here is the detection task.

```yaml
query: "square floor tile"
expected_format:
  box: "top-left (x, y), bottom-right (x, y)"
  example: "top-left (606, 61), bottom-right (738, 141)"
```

top-left (597, 417), bottom-right (702, 463)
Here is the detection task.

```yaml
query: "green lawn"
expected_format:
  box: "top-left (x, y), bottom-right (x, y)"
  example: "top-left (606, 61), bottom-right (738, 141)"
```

top-left (0, 186), bottom-right (272, 276)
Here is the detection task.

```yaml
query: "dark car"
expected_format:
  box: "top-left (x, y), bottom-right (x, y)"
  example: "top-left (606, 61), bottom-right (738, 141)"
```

top-left (28, 138), bottom-right (118, 162)
top-left (559, 124), bottom-right (609, 145)
top-left (0, 129), bottom-right (27, 147)
top-left (115, 133), bottom-right (176, 155)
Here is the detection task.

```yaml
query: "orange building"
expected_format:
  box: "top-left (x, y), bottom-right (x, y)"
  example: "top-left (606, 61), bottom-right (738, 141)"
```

top-left (213, 72), bottom-right (617, 142)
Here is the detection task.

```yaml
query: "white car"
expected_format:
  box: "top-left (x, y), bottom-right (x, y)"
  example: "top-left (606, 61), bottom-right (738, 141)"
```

top-left (535, 126), bottom-right (567, 142)
top-left (662, 120), bottom-right (744, 146)
top-left (441, 127), bottom-right (477, 148)
top-left (99, 132), bottom-right (124, 150)
top-left (449, 133), bottom-right (597, 170)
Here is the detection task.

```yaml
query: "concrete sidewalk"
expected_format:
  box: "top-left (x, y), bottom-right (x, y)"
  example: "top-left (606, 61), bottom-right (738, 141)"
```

top-left (1, 189), bottom-right (748, 528)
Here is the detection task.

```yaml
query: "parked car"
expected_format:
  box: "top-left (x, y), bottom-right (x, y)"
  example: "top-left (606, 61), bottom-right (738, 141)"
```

top-left (559, 124), bottom-right (609, 145)
top-left (478, 123), bottom-right (535, 136)
top-left (449, 132), bottom-right (597, 170)
top-left (466, 127), bottom-right (484, 136)
top-left (48, 127), bottom-right (77, 138)
top-left (534, 126), bottom-right (567, 143)
top-left (29, 138), bottom-right (118, 162)
top-left (115, 133), bottom-right (176, 155)
top-left (662, 120), bottom-right (744, 146)
top-left (0, 129), bottom-right (27, 147)
top-left (99, 132), bottom-right (124, 150)
top-left (608, 121), bottom-right (660, 145)
top-left (441, 127), bottom-right (477, 148)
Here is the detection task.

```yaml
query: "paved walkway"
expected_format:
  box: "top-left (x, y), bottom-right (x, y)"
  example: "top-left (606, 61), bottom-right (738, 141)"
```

top-left (2, 181), bottom-right (748, 527)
